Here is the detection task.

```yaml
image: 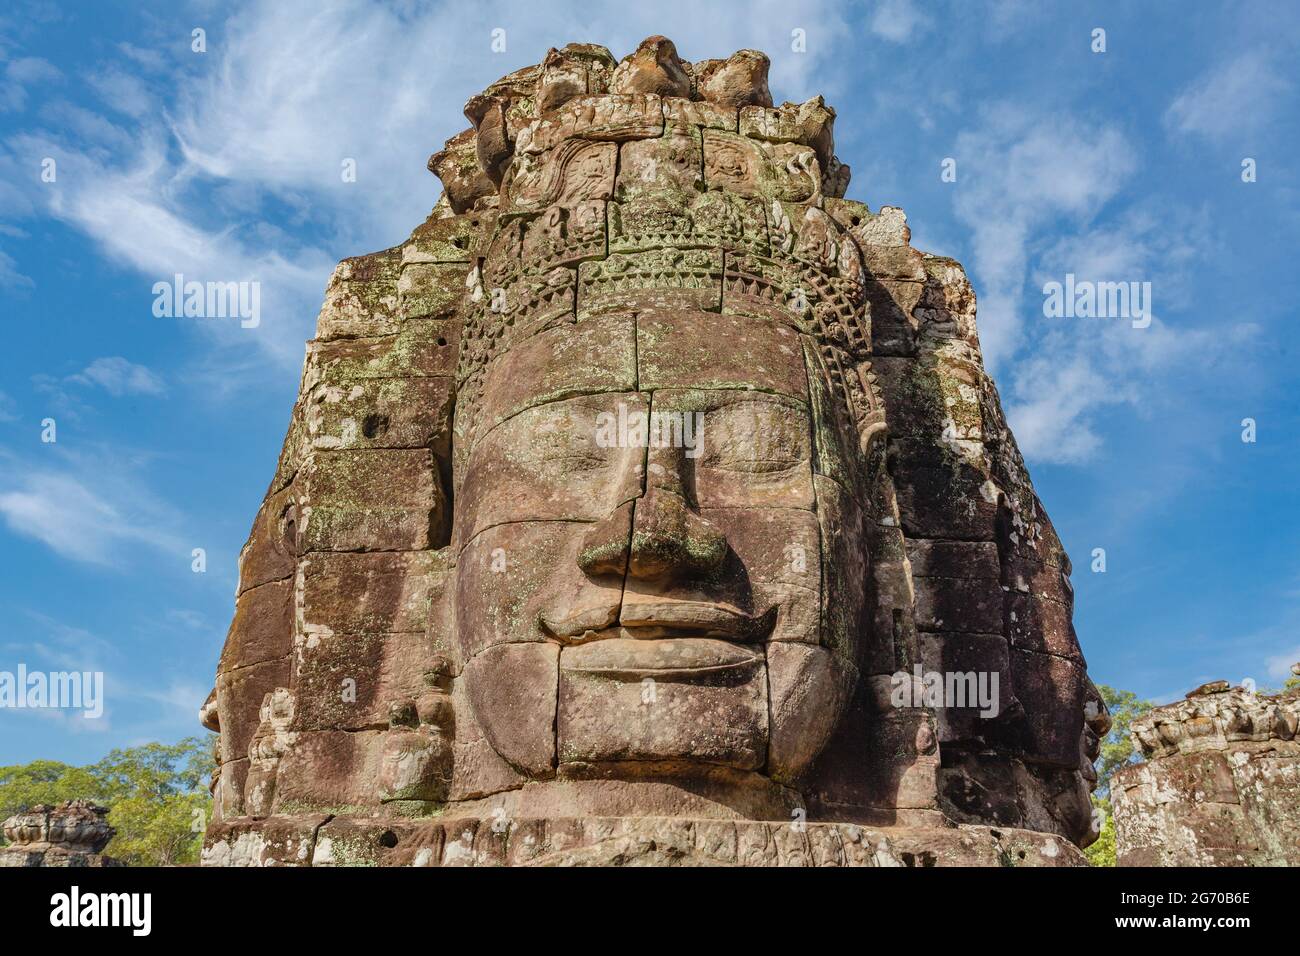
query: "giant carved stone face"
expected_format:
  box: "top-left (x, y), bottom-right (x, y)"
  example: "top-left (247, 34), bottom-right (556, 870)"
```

top-left (202, 39), bottom-right (1112, 867)
top-left (451, 306), bottom-right (866, 789)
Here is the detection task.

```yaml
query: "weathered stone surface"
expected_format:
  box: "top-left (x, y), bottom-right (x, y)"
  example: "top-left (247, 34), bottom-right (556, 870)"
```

top-left (299, 448), bottom-right (445, 551)
top-left (1113, 682), bottom-right (1300, 866)
top-left (558, 638), bottom-right (768, 770)
top-left (305, 376), bottom-right (454, 456)
top-left (767, 642), bottom-right (856, 782)
top-left (913, 576), bottom-right (1003, 634)
top-left (918, 631), bottom-right (1010, 744)
top-left (201, 813), bottom-right (328, 867)
top-left (203, 813), bottom-right (1085, 867)
top-left (637, 310), bottom-right (808, 400)
top-left (204, 36), bottom-right (1105, 866)
top-left (216, 657), bottom-right (291, 769)
top-left (219, 578), bottom-right (293, 673)
top-left (299, 550), bottom-right (439, 635)
top-left (465, 643), bottom-right (559, 776)
top-left (0, 801), bottom-right (121, 867)
top-left (236, 486), bottom-right (298, 593)
top-left (466, 311), bottom-right (636, 449)
top-left (652, 388), bottom-right (815, 510)
top-left (611, 36), bottom-right (691, 98)
top-left (454, 394), bottom-right (646, 542)
top-left (305, 321), bottom-right (460, 383)
top-left (694, 50), bottom-right (772, 109)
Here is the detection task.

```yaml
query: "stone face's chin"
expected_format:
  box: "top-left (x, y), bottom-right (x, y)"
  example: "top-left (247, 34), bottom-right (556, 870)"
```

top-left (558, 637), bottom-right (770, 771)
top-left (460, 632), bottom-right (854, 781)
top-left (554, 637), bottom-right (853, 780)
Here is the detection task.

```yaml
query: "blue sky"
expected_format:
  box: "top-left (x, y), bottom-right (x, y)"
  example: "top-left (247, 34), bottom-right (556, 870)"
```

top-left (1, 0), bottom-right (1297, 765)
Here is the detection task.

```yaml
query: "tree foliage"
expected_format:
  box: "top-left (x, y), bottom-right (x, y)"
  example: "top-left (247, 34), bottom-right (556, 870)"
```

top-left (1086, 794), bottom-right (1118, 867)
top-left (1084, 684), bottom-right (1154, 867)
top-left (0, 736), bottom-right (215, 866)
top-left (1093, 685), bottom-right (1155, 800)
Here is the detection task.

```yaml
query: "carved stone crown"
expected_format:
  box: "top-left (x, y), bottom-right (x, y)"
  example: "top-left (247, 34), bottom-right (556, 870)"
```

top-left (1130, 682), bottom-right (1300, 759)
top-left (1, 799), bottom-right (115, 853)
top-left (427, 37), bottom-right (891, 458)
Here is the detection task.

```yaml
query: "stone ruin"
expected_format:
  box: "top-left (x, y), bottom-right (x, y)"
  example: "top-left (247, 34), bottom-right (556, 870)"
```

top-left (0, 800), bottom-right (120, 868)
top-left (201, 36), bottom-right (1111, 866)
top-left (1112, 675), bottom-right (1300, 866)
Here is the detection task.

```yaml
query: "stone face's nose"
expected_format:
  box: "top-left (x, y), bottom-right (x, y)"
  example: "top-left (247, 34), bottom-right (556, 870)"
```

top-left (627, 485), bottom-right (727, 580)
top-left (577, 500), bottom-right (633, 577)
top-left (576, 440), bottom-right (727, 582)
top-left (629, 437), bottom-right (725, 580)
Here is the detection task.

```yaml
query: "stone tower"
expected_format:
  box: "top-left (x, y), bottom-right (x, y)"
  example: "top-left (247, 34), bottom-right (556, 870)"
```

top-left (1112, 678), bottom-right (1300, 866)
top-left (202, 37), bottom-right (1109, 867)
top-left (1, 800), bottom-right (120, 868)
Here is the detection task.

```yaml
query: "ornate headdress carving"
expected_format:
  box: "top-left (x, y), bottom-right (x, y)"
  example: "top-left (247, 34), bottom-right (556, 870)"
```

top-left (431, 38), bottom-right (888, 476)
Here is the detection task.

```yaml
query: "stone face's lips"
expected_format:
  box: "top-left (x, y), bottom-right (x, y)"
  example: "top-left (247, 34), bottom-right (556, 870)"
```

top-left (560, 637), bottom-right (760, 679)
top-left (619, 598), bottom-right (765, 639)
top-left (542, 598), bottom-right (771, 642)
top-left (539, 602), bottom-right (621, 639)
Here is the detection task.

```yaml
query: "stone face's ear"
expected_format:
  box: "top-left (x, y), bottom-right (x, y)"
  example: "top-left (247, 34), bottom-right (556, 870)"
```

top-left (696, 49), bottom-right (773, 109)
top-left (611, 35), bottom-right (692, 97)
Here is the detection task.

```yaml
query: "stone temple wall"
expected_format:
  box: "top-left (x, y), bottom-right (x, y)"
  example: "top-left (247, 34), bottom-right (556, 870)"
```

top-left (1112, 681), bottom-right (1300, 866)
top-left (201, 37), bottom-right (1109, 866)
top-left (0, 800), bottom-right (120, 868)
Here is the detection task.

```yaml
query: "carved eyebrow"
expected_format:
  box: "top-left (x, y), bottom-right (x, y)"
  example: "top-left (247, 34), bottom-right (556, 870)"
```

top-left (468, 391), bottom-right (645, 451)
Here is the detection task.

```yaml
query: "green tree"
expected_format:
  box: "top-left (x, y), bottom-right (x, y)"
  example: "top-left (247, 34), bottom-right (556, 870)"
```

top-left (0, 736), bottom-right (215, 865)
top-left (0, 760), bottom-right (108, 821)
top-left (1261, 673), bottom-right (1300, 694)
top-left (1093, 686), bottom-right (1155, 799)
top-left (1084, 685), bottom-right (1154, 867)
top-left (105, 790), bottom-right (213, 866)
top-left (1087, 794), bottom-right (1118, 868)
top-left (91, 738), bottom-right (216, 866)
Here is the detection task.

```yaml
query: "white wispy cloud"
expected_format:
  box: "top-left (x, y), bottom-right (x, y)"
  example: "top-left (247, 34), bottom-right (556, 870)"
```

top-left (943, 104), bottom-right (1271, 465)
top-left (1001, 351), bottom-right (1126, 465)
top-left (67, 357), bottom-right (167, 396)
top-left (0, 445), bottom-right (188, 565)
top-left (2, 127), bottom-right (336, 368)
top-left (0, 246), bottom-right (32, 288)
top-left (32, 356), bottom-right (169, 421)
top-left (1165, 50), bottom-right (1293, 142)
top-left (1003, 203), bottom-right (1260, 464)
top-left (3, 0), bottom-right (853, 378)
top-left (139, 679), bottom-right (209, 720)
top-left (1265, 646), bottom-right (1300, 681)
top-left (868, 0), bottom-right (930, 43)
top-left (1, 611), bottom-right (121, 735)
top-left (951, 105), bottom-right (1137, 369)
top-left (0, 609), bottom-right (215, 741)
top-left (85, 65), bottom-right (154, 118)
top-left (0, 54), bottom-right (60, 111)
